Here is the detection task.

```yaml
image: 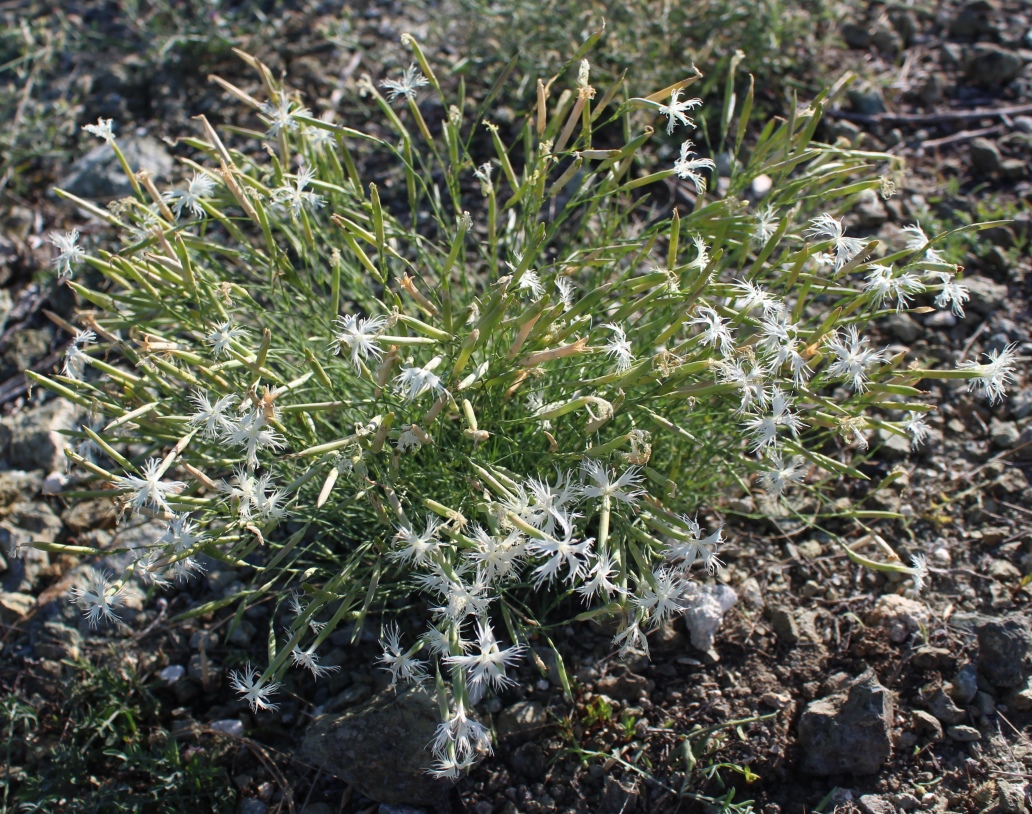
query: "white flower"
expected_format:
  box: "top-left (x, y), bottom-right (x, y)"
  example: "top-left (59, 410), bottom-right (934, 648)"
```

top-left (291, 646), bottom-right (341, 679)
top-left (229, 663), bottom-right (282, 712)
top-left (260, 96), bottom-right (310, 137)
top-left (226, 409), bottom-right (285, 469)
top-left (205, 321), bottom-right (246, 358)
top-left (394, 364), bottom-right (446, 401)
top-left (189, 391), bottom-right (236, 438)
top-left (163, 171), bottom-right (217, 219)
top-left (69, 570), bottom-right (125, 628)
top-left (82, 117), bottom-right (115, 143)
top-left (330, 313), bottom-right (386, 371)
top-left (657, 88), bottom-right (702, 135)
top-left (428, 753), bottom-right (478, 778)
top-left (743, 388), bottom-right (804, 453)
top-left (731, 280), bottom-right (780, 316)
top-left (48, 230), bottom-right (86, 280)
top-left (931, 271), bottom-right (969, 317)
top-left (903, 411), bottom-right (931, 449)
top-left (716, 359), bottom-right (769, 413)
top-left (253, 472), bottom-right (288, 520)
top-left (665, 516), bottom-right (725, 574)
top-left (528, 523), bottom-right (594, 587)
top-left (673, 140), bottom-right (716, 194)
top-left (380, 63), bottom-right (429, 102)
top-left (612, 618), bottom-right (650, 658)
top-left (864, 264), bottom-right (925, 311)
top-left (63, 344), bottom-right (91, 380)
top-left (379, 623), bottom-right (429, 689)
top-left (443, 619), bottom-right (523, 693)
top-left (158, 513), bottom-right (207, 581)
top-left (516, 470), bottom-right (580, 536)
top-left (758, 454), bottom-right (807, 497)
top-left (824, 325), bottom-right (887, 392)
top-left (555, 277), bottom-right (575, 310)
top-left (467, 526), bottom-right (525, 582)
top-left (688, 234), bottom-right (710, 270)
top-left (690, 306), bottom-right (734, 356)
top-left (959, 343), bottom-right (1018, 404)
top-left (751, 206), bottom-right (779, 247)
top-left (577, 547), bottom-right (624, 602)
top-left (601, 323), bottom-right (634, 372)
top-left (422, 565), bottom-right (493, 622)
top-left (473, 162), bottom-right (493, 196)
top-left (272, 166), bottom-right (325, 218)
top-left (288, 591), bottom-right (327, 634)
top-left (391, 516), bottom-right (442, 565)
top-left (431, 700), bottom-right (492, 759)
top-left (581, 459), bottom-right (644, 506)
top-left (806, 214), bottom-right (865, 271)
top-left (517, 269), bottom-right (544, 299)
top-left (901, 223), bottom-right (946, 265)
top-left (910, 553), bottom-right (929, 594)
top-left (633, 567), bottom-right (688, 630)
top-left (114, 457), bottom-right (186, 515)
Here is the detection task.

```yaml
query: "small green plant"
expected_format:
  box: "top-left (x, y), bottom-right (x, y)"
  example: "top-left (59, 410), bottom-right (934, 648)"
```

top-left (8, 660), bottom-right (234, 813)
top-left (33, 30), bottom-right (1012, 778)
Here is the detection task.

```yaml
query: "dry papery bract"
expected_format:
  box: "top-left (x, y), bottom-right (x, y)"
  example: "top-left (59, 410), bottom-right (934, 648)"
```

top-left (39, 38), bottom-right (1007, 772)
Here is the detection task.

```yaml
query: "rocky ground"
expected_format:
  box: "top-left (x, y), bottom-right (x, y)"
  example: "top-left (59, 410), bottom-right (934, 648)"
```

top-left (1, 1), bottom-right (1031, 813)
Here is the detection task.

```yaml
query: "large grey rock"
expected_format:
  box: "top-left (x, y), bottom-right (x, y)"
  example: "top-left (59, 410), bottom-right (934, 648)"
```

top-left (979, 615), bottom-right (1032, 687)
top-left (970, 138), bottom-right (1003, 175)
top-left (299, 688), bottom-right (452, 806)
top-left (0, 399), bottom-right (78, 473)
top-left (59, 134), bottom-right (174, 200)
top-left (797, 669), bottom-right (893, 776)
top-left (0, 501), bottom-right (61, 592)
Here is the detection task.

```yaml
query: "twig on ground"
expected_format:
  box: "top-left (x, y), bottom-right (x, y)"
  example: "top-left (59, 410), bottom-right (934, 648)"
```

top-left (828, 102), bottom-right (1032, 126)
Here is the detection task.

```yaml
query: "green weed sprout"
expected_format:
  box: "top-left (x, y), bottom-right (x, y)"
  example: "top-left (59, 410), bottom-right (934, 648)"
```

top-left (34, 36), bottom-right (1012, 773)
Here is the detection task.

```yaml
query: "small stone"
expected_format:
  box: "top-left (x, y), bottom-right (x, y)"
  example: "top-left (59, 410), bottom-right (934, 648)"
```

top-left (769, 607), bottom-right (800, 644)
top-left (869, 594), bottom-right (929, 643)
top-left (913, 646), bottom-right (955, 672)
top-left (597, 667), bottom-right (647, 703)
top-left (508, 741), bottom-right (547, 781)
top-left (1008, 681), bottom-right (1032, 711)
top-left (967, 43), bottom-right (1024, 88)
top-left (856, 190), bottom-right (888, 227)
top-left (33, 621), bottom-right (83, 661)
top-left (989, 559), bottom-right (1022, 581)
top-left (1001, 158), bottom-right (1027, 179)
top-left (970, 137), bottom-right (1003, 174)
top-left (210, 719), bottom-right (245, 737)
top-left (841, 22), bottom-right (871, 49)
top-left (160, 665), bottom-right (187, 683)
top-left (0, 591), bottom-right (35, 622)
top-left (496, 700), bottom-right (549, 745)
top-left (0, 399), bottom-right (78, 474)
top-left (680, 583), bottom-right (737, 651)
top-left (0, 471), bottom-right (43, 507)
top-left (979, 615), bottom-right (1032, 687)
top-left (946, 724), bottom-right (981, 742)
top-left (859, 794), bottom-right (896, 814)
top-left (237, 800), bottom-right (267, 814)
top-left (995, 780), bottom-right (1029, 814)
top-left (797, 540), bottom-right (823, 559)
top-left (797, 669), bottom-right (894, 776)
top-left (926, 686), bottom-right (966, 725)
top-left (886, 313), bottom-right (921, 343)
top-left (911, 710), bottom-right (943, 740)
top-left (963, 276), bottom-right (1008, 315)
top-left (847, 83), bottom-right (886, 115)
top-left (949, 663), bottom-right (979, 705)
top-left (990, 418), bottom-right (1021, 449)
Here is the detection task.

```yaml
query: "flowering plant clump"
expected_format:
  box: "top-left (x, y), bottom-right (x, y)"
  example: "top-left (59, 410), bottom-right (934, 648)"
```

top-left (34, 38), bottom-right (1012, 771)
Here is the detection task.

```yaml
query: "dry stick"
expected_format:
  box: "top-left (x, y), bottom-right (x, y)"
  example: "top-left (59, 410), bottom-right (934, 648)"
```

top-left (920, 123), bottom-right (1005, 150)
top-left (827, 101), bottom-right (1032, 126)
